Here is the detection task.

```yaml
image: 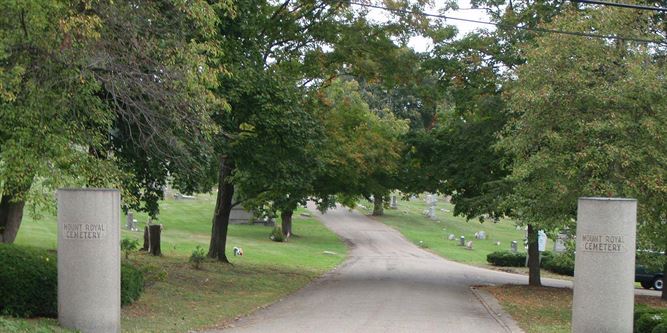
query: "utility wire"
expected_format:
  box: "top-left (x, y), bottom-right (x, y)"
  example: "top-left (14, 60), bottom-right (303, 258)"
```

top-left (570, 0), bottom-right (667, 12)
top-left (348, 1), bottom-right (666, 45)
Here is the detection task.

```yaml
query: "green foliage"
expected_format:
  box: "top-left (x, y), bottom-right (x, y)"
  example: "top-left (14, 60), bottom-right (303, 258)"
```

top-left (189, 246), bottom-right (207, 269)
top-left (541, 253), bottom-right (575, 276)
top-left (636, 312), bottom-right (666, 333)
top-left (120, 263), bottom-right (144, 306)
top-left (270, 226), bottom-right (285, 243)
top-left (653, 323), bottom-right (667, 333)
top-left (499, 8), bottom-right (667, 234)
top-left (0, 244), bottom-right (57, 317)
top-left (0, 243), bottom-right (143, 317)
top-left (486, 251), bottom-right (526, 267)
top-left (121, 238), bottom-right (139, 259)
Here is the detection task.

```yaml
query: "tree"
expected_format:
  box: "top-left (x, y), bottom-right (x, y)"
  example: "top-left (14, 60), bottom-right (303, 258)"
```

top-left (0, 0), bottom-right (222, 242)
top-left (0, 1), bottom-right (109, 243)
top-left (497, 7), bottom-right (667, 289)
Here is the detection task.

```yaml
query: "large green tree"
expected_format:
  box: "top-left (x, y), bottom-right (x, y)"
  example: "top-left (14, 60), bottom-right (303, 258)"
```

top-left (0, 0), bottom-right (222, 242)
top-left (498, 7), bottom-right (667, 291)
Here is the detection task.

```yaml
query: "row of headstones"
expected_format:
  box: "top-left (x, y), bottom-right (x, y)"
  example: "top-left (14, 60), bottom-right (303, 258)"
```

top-left (445, 230), bottom-right (569, 254)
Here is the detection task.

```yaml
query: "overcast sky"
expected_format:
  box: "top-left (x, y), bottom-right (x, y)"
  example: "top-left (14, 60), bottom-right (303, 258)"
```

top-left (361, 0), bottom-right (494, 52)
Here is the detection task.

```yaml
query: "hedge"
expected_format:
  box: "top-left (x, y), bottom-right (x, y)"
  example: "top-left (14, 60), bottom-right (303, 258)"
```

top-left (541, 252), bottom-right (574, 276)
top-left (486, 251), bottom-right (526, 267)
top-left (635, 306), bottom-right (667, 333)
top-left (0, 243), bottom-right (143, 318)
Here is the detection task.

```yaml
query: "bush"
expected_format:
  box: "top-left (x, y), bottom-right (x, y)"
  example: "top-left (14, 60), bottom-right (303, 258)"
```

top-left (189, 246), bottom-right (206, 269)
top-left (0, 243), bottom-right (144, 318)
top-left (121, 238), bottom-right (140, 259)
top-left (636, 313), bottom-right (665, 333)
top-left (121, 263), bottom-right (144, 306)
top-left (653, 323), bottom-right (667, 333)
top-left (270, 226), bottom-right (285, 242)
top-left (542, 252), bottom-right (575, 276)
top-left (486, 251), bottom-right (526, 267)
top-left (0, 244), bottom-right (57, 317)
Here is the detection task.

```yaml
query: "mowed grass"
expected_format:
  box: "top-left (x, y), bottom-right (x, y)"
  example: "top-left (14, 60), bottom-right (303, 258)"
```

top-left (482, 285), bottom-right (667, 333)
top-left (357, 195), bottom-right (551, 266)
top-left (4, 193), bottom-right (347, 332)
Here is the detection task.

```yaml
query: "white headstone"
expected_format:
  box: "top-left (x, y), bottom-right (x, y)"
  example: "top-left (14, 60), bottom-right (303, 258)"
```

top-left (390, 195), bottom-right (398, 209)
top-left (448, 234), bottom-right (456, 241)
top-left (538, 230), bottom-right (547, 252)
top-left (510, 241), bottom-right (518, 253)
top-left (554, 232), bottom-right (568, 253)
top-left (58, 189), bottom-right (120, 333)
top-left (465, 241), bottom-right (473, 250)
top-left (476, 231), bottom-right (487, 240)
top-left (572, 197), bottom-right (637, 333)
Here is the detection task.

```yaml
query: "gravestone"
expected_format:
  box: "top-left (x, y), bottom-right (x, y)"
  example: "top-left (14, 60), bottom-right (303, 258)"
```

top-left (448, 234), bottom-right (456, 241)
top-left (538, 230), bottom-right (547, 252)
top-left (465, 241), bottom-right (473, 250)
top-left (476, 231), bottom-right (487, 240)
top-left (510, 241), bottom-right (518, 253)
top-left (572, 197), bottom-right (637, 333)
top-left (230, 206), bottom-right (255, 224)
top-left (553, 232), bottom-right (568, 253)
top-left (459, 236), bottom-right (465, 246)
top-left (390, 195), bottom-right (398, 209)
top-left (427, 206), bottom-right (436, 220)
top-left (58, 189), bottom-right (120, 333)
top-left (126, 212), bottom-right (133, 231)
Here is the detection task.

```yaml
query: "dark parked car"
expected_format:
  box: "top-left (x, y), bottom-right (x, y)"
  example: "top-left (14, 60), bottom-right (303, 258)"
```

top-left (635, 265), bottom-right (663, 291)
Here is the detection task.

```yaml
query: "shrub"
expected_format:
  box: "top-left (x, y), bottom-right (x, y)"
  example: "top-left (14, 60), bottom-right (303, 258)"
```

top-left (636, 313), bottom-right (665, 333)
top-left (121, 238), bottom-right (140, 259)
top-left (121, 263), bottom-right (144, 306)
top-left (189, 246), bottom-right (206, 269)
top-left (0, 243), bottom-right (144, 318)
top-left (270, 226), bottom-right (285, 242)
top-left (653, 323), bottom-right (667, 333)
top-left (486, 251), bottom-right (526, 267)
top-left (0, 244), bottom-right (57, 317)
top-left (542, 252), bottom-right (575, 276)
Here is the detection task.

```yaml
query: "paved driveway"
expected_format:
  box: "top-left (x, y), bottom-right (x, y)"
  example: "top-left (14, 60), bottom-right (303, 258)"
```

top-left (204, 204), bottom-right (659, 333)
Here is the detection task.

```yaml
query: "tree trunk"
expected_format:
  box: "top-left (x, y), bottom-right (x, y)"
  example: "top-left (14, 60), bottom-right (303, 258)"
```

top-left (281, 209), bottom-right (293, 239)
top-left (0, 194), bottom-right (26, 244)
top-left (663, 243), bottom-right (667, 300)
top-left (148, 224), bottom-right (162, 256)
top-left (372, 194), bottom-right (384, 216)
top-left (141, 226), bottom-right (149, 251)
top-left (527, 224), bottom-right (542, 286)
top-left (207, 156), bottom-right (234, 262)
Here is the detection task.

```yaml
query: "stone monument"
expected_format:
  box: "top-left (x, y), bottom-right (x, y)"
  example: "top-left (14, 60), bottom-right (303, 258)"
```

top-left (58, 189), bottom-right (120, 333)
top-left (510, 241), bottom-right (518, 253)
top-left (390, 195), bottom-right (398, 209)
top-left (572, 197), bottom-right (636, 333)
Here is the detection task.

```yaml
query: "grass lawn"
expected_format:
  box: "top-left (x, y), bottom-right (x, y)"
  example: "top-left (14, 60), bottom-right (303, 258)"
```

top-left (357, 195), bottom-right (553, 267)
top-left (2, 194), bottom-right (346, 332)
top-left (482, 285), bottom-right (667, 333)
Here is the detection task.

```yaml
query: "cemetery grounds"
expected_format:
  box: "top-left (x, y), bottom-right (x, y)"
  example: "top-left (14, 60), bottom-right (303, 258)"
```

top-left (0, 194), bottom-right (347, 333)
top-left (357, 195), bottom-right (667, 332)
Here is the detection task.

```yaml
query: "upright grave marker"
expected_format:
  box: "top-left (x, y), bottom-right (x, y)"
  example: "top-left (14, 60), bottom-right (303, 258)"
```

top-left (58, 189), bottom-right (120, 333)
top-left (572, 197), bottom-right (636, 333)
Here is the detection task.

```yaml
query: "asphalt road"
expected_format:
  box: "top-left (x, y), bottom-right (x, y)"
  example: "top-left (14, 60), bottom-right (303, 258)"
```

top-left (205, 204), bottom-right (659, 333)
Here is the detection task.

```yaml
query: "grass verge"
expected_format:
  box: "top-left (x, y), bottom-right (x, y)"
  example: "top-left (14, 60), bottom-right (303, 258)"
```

top-left (482, 285), bottom-right (667, 333)
top-left (3, 195), bottom-right (346, 332)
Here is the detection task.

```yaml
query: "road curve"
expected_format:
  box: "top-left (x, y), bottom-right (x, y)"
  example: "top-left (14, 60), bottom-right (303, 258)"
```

top-left (204, 204), bottom-right (657, 333)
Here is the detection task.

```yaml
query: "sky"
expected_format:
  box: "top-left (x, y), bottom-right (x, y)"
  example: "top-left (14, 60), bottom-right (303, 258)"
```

top-left (360, 0), bottom-right (494, 52)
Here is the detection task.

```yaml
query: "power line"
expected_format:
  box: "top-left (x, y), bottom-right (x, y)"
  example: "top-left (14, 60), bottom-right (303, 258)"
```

top-left (348, 1), bottom-right (666, 45)
top-left (570, 0), bottom-right (667, 12)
